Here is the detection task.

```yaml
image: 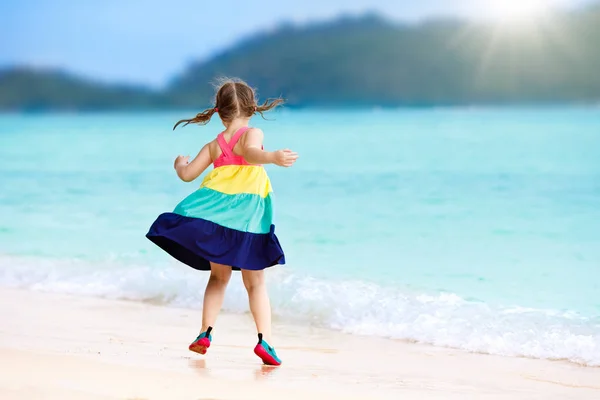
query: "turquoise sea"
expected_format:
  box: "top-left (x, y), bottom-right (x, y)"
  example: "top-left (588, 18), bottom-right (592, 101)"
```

top-left (1, 108), bottom-right (599, 365)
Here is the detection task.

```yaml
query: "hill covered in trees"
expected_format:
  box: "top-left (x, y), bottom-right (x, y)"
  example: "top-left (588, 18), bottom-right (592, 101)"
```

top-left (2, 4), bottom-right (600, 111)
top-left (0, 69), bottom-right (168, 111)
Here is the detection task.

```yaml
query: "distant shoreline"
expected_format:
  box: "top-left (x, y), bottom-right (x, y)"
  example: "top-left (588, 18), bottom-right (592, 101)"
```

top-left (2, 102), bottom-right (599, 114)
top-left (3, 6), bottom-right (600, 112)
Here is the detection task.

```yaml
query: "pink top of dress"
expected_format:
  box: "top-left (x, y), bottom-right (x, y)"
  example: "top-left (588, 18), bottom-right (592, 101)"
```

top-left (213, 127), bottom-right (262, 168)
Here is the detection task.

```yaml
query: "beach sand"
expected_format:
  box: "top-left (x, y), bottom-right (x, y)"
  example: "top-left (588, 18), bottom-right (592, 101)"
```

top-left (0, 288), bottom-right (598, 400)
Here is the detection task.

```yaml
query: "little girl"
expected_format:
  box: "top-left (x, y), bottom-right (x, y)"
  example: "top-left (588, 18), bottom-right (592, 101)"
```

top-left (146, 79), bottom-right (298, 366)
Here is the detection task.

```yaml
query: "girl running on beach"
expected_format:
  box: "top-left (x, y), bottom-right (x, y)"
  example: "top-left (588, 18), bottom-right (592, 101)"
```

top-left (146, 78), bottom-right (298, 366)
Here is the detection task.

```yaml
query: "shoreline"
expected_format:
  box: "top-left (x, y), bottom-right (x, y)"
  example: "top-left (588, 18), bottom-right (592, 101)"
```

top-left (1, 288), bottom-right (599, 399)
top-left (2, 104), bottom-right (600, 115)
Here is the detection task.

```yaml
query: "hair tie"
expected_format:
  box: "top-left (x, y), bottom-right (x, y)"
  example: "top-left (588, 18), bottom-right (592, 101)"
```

top-left (214, 107), bottom-right (219, 112)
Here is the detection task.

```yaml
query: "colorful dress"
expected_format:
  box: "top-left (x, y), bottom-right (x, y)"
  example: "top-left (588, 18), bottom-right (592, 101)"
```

top-left (146, 127), bottom-right (285, 271)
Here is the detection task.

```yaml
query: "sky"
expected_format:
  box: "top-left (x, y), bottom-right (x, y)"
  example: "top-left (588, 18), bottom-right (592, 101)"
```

top-left (1, 0), bottom-right (595, 87)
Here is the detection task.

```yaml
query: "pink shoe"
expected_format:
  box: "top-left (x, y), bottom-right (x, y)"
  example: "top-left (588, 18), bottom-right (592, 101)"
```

top-left (253, 333), bottom-right (281, 366)
top-left (189, 326), bottom-right (212, 355)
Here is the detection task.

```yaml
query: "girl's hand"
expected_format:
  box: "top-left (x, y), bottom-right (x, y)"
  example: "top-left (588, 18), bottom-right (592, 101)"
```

top-left (174, 155), bottom-right (190, 170)
top-left (174, 144), bottom-right (212, 182)
top-left (273, 149), bottom-right (298, 167)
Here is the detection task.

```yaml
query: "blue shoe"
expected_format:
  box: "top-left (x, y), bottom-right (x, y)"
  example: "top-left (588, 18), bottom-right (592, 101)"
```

top-left (254, 333), bottom-right (282, 366)
top-left (189, 326), bottom-right (212, 355)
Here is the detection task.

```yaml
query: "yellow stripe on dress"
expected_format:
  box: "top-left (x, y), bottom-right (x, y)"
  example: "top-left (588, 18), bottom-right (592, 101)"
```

top-left (200, 165), bottom-right (272, 198)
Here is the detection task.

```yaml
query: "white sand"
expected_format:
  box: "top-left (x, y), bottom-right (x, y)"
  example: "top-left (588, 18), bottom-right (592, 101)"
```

top-left (0, 288), bottom-right (598, 399)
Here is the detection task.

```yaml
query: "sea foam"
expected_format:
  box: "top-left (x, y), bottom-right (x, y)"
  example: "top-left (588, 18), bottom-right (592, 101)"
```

top-left (1, 254), bottom-right (598, 366)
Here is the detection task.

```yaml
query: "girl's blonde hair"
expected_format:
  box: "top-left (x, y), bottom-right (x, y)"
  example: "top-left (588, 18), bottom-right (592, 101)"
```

top-left (173, 78), bottom-right (284, 130)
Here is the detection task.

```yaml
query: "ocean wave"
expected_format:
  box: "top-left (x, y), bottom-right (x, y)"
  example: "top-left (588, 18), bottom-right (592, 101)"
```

top-left (1, 254), bottom-right (599, 366)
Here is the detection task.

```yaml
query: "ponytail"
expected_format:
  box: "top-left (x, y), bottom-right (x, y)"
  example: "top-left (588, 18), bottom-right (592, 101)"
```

top-left (255, 98), bottom-right (285, 119)
top-left (173, 107), bottom-right (218, 130)
top-left (173, 81), bottom-right (285, 130)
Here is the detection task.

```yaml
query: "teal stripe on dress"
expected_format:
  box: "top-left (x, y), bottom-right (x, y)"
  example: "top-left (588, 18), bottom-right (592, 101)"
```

top-left (173, 187), bottom-right (273, 234)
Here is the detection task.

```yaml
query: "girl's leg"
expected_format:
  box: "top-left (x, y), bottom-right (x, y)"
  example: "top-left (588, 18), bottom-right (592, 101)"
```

top-left (241, 269), bottom-right (273, 343)
top-left (200, 262), bottom-right (232, 333)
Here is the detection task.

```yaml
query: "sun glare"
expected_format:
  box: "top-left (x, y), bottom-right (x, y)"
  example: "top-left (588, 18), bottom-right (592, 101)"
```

top-left (484, 0), bottom-right (551, 22)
